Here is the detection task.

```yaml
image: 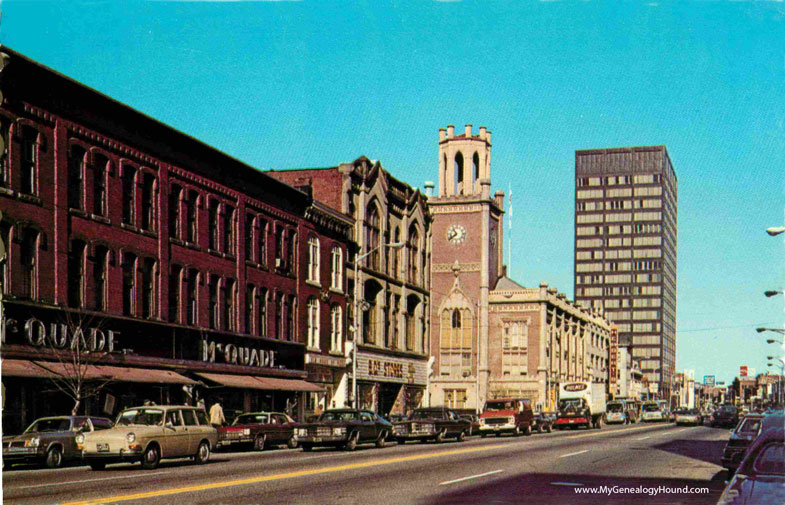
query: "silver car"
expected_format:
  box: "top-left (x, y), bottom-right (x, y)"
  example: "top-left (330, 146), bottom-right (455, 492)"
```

top-left (77, 406), bottom-right (217, 470)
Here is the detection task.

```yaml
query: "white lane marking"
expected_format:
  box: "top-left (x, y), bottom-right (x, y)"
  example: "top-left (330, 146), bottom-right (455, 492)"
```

top-left (559, 449), bottom-right (589, 458)
top-left (637, 436), bottom-right (651, 440)
top-left (552, 482), bottom-right (585, 486)
top-left (440, 469), bottom-right (504, 486)
top-left (21, 471), bottom-right (169, 489)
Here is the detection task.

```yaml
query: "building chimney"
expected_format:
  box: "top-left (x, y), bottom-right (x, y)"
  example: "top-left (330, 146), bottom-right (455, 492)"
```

top-left (424, 181), bottom-right (435, 197)
top-left (447, 125), bottom-right (455, 138)
top-left (439, 128), bottom-right (446, 141)
top-left (465, 124), bottom-right (472, 137)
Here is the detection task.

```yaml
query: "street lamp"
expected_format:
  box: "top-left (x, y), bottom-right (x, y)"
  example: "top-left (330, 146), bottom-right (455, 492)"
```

top-left (765, 290), bottom-right (784, 298)
top-left (757, 327), bottom-right (785, 335)
top-left (766, 226), bottom-right (785, 236)
top-left (767, 339), bottom-right (784, 345)
top-left (350, 241), bottom-right (404, 409)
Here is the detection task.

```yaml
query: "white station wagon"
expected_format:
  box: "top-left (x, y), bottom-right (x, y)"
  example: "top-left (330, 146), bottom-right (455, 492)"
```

top-left (77, 406), bottom-right (217, 470)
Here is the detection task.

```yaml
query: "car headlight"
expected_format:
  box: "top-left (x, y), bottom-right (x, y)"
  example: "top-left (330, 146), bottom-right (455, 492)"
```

top-left (25, 437), bottom-right (40, 448)
top-left (332, 427), bottom-right (347, 436)
top-left (126, 433), bottom-right (136, 444)
top-left (508, 417), bottom-right (515, 424)
top-left (75, 433), bottom-right (85, 445)
top-left (243, 429), bottom-right (251, 436)
top-left (296, 428), bottom-right (307, 437)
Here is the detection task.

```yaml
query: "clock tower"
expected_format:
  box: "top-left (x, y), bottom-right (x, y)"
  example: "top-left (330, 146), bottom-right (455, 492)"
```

top-left (428, 124), bottom-right (505, 411)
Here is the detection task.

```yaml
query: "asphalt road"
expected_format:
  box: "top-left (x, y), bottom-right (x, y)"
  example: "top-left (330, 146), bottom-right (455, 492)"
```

top-left (2, 422), bottom-right (732, 505)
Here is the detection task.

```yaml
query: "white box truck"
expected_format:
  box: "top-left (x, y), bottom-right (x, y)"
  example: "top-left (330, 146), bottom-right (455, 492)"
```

top-left (555, 381), bottom-right (607, 430)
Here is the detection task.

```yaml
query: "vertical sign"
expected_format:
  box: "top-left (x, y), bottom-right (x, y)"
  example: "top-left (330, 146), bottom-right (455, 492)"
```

top-left (740, 365), bottom-right (748, 377)
top-left (609, 325), bottom-right (618, 395)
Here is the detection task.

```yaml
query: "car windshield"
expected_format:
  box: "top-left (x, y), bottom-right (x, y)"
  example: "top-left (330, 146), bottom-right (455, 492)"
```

top-left (559, 399), bottom-right (584, 410)
top-left (25, 418), bottom-right (71, 433)
top-left (607, 403), bottom-right (624, 412)
top-left (234, 414), bottom-right (270, 425)
top-left (643, 404), bottom-right (660, 412)
top-left (411, 410), bottom-right (442, 420)
top-left (719, 405), bottom-right (736, 414)
top-left (115, 409), bottom-right (164, 426)
top-left (753, 443), bottom-right (785, 475)
top-left (485, 401), bottom-right (514, 411)
top-left (737, 418), bottom-right (762, 434)
top-left (319, 411), bottom-right (357, 422)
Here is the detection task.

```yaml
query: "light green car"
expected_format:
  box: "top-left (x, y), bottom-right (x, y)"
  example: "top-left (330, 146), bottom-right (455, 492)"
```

top-left (77, 406), bottom-right (217, 470)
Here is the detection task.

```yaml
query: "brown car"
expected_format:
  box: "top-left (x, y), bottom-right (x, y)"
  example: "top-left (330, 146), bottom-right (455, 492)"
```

top-left (3, 416), bottom-right (113, 469)
top-left (216, 412), bottom-right (298, 451)
top-left (393, 407), bottom-right (470, 444)
top-left (479, 398), bottom-right (535, 437)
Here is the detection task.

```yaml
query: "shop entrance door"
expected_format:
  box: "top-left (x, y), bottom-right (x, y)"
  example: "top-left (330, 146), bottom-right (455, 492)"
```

top-left (378, 384), bottom-right (402, 417)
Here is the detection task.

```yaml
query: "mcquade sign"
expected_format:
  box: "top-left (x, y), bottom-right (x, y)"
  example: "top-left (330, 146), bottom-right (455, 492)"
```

top-left (200, 339), bottom-right (277, 368)
top-left (2, 317), bottom-right (120, 353)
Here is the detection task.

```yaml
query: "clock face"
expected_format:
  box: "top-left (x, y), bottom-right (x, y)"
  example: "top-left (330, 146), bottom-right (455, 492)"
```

top-left (447, 224), bottom-right (467, 244)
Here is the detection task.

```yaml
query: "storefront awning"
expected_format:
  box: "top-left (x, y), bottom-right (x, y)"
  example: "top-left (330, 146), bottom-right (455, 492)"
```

top-left (1, 359), bottom-right (195, 385)
top-left (195, 372), bottom-right (323, 392)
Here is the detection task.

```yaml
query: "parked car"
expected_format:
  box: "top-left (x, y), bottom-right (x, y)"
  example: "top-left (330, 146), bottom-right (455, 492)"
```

top-left (392, 407), bottom-right (469, 444)
top-left (458, 414), bottom-right (480, 436)
top-left (216, 412), bottom-right (298, 451)
top-left (295, 409), bottom-right (392, 451)
top-left (722, 414), bottom-right (765, 473)
top-left (605, 401), bottom-right (629, 425)
top-left (673, 408), bottom-right (703, 426)
top-left (479, 398), bottom-right (534, 437)
top-left (77, 405), bottom-right (217, 470)
top-left (2, 416), bottom-right (113, 469)
top-left (717, 426), bottom-right (785, 505)
top-left (712, 404), bottom-right (740, 428)
top-left (641, 402), bottom-right (665, 422)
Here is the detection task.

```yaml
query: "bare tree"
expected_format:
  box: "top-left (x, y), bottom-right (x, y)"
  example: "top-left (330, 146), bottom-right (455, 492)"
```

top-left (31, 311), bottom-right (114, 415)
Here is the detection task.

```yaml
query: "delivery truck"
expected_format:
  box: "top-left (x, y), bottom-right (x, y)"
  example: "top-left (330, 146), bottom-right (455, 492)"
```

top-left (555, 381), bottom-right (607, 430)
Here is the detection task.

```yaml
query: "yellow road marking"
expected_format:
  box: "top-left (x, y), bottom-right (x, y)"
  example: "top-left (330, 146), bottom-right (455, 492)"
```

top-left (62, 444), bottom-right (507, 505)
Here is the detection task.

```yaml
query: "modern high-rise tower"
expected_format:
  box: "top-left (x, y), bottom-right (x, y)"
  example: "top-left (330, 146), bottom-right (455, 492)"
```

top-left (574, 146), bottom-right (677, 399)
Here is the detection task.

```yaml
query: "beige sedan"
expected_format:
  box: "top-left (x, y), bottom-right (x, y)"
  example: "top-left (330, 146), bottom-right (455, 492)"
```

top-left (77, 406), bottom-right (217, 470)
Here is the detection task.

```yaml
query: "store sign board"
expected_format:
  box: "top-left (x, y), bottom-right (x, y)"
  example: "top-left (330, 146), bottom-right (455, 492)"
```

top-left (2, 316), bottom-right (120, 353)
top-left (356, 353), bottom-right (426, 385)
top-left (704, 375), bottom-right (715, 386)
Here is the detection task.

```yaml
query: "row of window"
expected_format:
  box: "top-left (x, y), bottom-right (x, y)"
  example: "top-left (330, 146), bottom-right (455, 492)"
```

top-left (576, 174), bottom-right (664, 188)
top-left (364, 206), bottom-right (425, 286)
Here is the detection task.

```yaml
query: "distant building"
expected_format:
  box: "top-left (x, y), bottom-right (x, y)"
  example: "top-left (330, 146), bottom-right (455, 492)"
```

top-left (574, 146), bottom-right (678, 400)
top-left (427, 125), bottom-right (611, 411)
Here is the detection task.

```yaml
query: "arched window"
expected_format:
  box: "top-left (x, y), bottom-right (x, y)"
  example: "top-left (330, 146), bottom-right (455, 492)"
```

top-left (408, 225), bottom-right (419, 285)
top-left (20, 126), bottom-right (38, 195)
top-left (330, 304), bottom-right (343, 353)
top-left (454, 152), bottom-right (464, 194)
top-left (307, 297), bottom-right (320, 349)
top-left (307, 235), bottom-right (320, 283)
top-left (94, 245), bottom-right (109, 312)
top-left (169, 264), bottom-right (182, 323)
top-left (141, 172), bottom-right (157, 232)
top-left (222, 278), bottom-right (235, 331)
top-left (93, 153), bottom-right (109, 217)
top-left (141, 257), bottom-right (157, 319)
top-left (451, 309), bottom-right (461, 328)
top-left (473, 152), bottom-right (480, 187)
top-left (330, 244), bottom-right (343, 290)
top-left (256, 287), bottom-right (268, 336)
top-left (122, 165), bottom-right (136, 225)
top-left (20, 229), bottom-right (39, 299)
top-left (68, 146), bottom-right (86, 210)
top-left (185, 268), bottom-right (199, 326)
top-left (68, 239), bottom-right (86, 308)
top-left (170, 184), bottom-right (183, 239)
top-left (366, 204), bottom-right (381, 270)
top-left (122, 252), bottom-right (137, 316)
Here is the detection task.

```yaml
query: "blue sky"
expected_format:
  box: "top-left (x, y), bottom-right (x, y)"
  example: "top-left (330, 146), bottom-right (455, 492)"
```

top-left (2, 0), bottom-right (784, 386)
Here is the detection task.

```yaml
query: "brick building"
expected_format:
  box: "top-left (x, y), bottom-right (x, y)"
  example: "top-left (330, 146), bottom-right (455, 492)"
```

top-left (428, 125), bottom-right (611, 411)
top-left (0, 47), bottom-right (351, 432)
top-left (269, 157), bottom-right (431, 416)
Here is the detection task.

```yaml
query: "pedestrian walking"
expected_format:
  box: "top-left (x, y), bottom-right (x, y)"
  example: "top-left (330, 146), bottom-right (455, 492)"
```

top-left (209, 400), bottom-right (226, 427)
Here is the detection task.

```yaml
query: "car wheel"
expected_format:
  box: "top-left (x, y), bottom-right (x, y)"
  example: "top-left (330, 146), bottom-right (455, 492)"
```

top-left (45, 446), bottom-right (63, 469)
top-left (141, 445), bottom-right (160, 470)
top-left (254, 434), bottom-right (266, 451)
top-left (344, 432), bottom-right (358, 451)
top-left (513, 425), bottom-right (522, 437)
top-left (523, 424), bottom-right (532, 436)
top-left (194, 441), bottom-right (210, 465)
top-left (301, 444), bottom-right (313, 452)
top-left (537, 424), bottom-right (544, 434)
top-left (375, 432), bottom-right (386, 448)
top-left (287, 435), bottom-right (298, 449)
top-left (435, 430), bottom-right (446, 443)
top-left (457, 430), bottom-right (466, 442)
top-left (89, 462), bottom-right (106, 471)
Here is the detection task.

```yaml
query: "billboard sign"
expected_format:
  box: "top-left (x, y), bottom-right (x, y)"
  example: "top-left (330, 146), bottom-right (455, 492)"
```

top-left (740, 365), bottom-right (748, 377)
top-left (704, 375), bottom-right (715, 387)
